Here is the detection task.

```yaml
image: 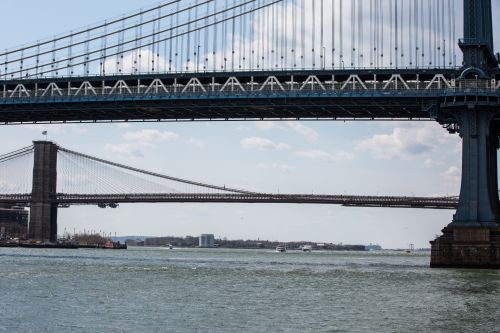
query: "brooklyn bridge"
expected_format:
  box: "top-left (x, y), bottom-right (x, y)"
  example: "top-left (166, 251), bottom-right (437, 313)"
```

top-left (0, 0), bottom-right (499, 267)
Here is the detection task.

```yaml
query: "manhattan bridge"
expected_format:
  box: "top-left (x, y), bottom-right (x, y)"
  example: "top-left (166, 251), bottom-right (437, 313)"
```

top-left (0, 0), bottom-right (499, 267)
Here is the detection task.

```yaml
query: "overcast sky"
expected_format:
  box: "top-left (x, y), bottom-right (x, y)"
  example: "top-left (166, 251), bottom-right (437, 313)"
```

top-left (1, 0), bottom-right (499, 248)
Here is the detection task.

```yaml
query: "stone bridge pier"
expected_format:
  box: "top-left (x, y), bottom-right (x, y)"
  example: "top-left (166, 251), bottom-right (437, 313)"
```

top-left (430, 0), bottom-right (500, 268)
top-left (431, 107), bottom-right (500, 267)
top-left (28, 141), bottom-right (58, 243)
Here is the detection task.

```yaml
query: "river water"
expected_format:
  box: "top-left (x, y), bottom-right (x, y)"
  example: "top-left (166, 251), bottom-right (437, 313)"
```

top-left (0, 247), bottom-right (499, 332)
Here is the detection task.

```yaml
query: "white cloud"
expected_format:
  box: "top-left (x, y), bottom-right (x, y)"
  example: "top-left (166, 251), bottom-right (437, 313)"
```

top-left (442, 166), bottom-right (461, 186)
top-left (117, 123), bottom-right (132, 129)
top-left (356, 123), bottom-right (453, 160)
top-left (257, 163), bottom-right (296, 172)
top-left (255, 121), bottom-right (286, 131)
top-left (104, 143), bottom-right (144, 158)
top-left (254, 121), bottom-right (319, 142)
top-left (104, 49), bottom-right (168, 75)
top-left (241, 137), bottom-right (291, 151)
top-left (233, 124), bottom-right (250, 131)
top-left (424, 158), bottom-right (434, 168)
top-left (285, 122), bottom-right (319, 142)
top-left (295, 149), bottom-right (355, 162)
top-left (186, 138), bottom-right (205, 149)
top-left (105, 129), bottom-right (179, 159)
top-left (123, 129), bottom-right (179, 143)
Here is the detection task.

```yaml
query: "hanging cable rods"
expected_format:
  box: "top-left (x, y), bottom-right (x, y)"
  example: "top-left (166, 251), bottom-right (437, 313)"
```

top-left (0, 0), bottom-right (462, 80)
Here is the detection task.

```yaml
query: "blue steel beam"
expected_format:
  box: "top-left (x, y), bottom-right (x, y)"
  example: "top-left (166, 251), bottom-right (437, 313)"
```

top-left (1, 68), bottom-right (491, 124)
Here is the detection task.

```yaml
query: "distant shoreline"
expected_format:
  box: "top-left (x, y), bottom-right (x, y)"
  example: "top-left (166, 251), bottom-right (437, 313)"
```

top-left (124, 235), bottom-right (374, 251)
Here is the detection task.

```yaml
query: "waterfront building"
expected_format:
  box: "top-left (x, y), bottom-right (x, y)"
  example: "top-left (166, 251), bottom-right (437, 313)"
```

top-left (199, 234), bottom-right (215, 248)
top-left (0, 205), bottom-right (29, 239)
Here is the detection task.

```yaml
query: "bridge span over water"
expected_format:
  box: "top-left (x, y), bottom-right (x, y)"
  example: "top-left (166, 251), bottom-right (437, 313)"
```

top-left (0, 142), bottom-right (458, 235)
top-left (1, 0), bottom-right (500, 267)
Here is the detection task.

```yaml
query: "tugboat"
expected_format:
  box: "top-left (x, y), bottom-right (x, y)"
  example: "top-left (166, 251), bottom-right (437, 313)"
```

top-left (103, 241), bottom-right (127, 249)
top-left (275, 244), bottom-right (286, 253)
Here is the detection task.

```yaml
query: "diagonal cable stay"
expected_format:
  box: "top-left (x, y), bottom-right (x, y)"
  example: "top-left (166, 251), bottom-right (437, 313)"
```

top-left (57, 146), bottom-right (260, 195)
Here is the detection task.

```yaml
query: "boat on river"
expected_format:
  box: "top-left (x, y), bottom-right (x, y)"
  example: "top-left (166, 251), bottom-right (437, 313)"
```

top-left (301, 245), bottom-right (313, 252)
top-left (276, 245), bottom-right (286, 253)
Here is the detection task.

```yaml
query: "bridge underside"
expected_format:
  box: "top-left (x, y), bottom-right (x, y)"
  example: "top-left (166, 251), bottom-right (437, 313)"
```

top-left (0, 69), bottom-right (463, 124)
top-left (0, 96), bottom-right (438, 124)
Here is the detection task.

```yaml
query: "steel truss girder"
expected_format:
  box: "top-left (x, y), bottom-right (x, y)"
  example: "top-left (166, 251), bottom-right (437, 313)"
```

top-left (2, 69), bottom-right (496, 124)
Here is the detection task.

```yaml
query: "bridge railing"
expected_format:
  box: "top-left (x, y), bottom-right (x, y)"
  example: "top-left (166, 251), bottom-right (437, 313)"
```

top-left (2, 74), bottom-right (500, 101)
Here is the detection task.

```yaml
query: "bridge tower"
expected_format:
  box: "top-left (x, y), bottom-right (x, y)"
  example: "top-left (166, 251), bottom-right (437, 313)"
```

top-left (28, 141), bottom-right (58, 243)
top-left (431, 0), bottom-right (500, 267)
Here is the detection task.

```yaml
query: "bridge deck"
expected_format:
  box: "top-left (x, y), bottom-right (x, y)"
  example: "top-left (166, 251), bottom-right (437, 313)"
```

top-left (3, 69), bottom-right (494, 124)
top-left (0, 193), bottom-right (458, 210)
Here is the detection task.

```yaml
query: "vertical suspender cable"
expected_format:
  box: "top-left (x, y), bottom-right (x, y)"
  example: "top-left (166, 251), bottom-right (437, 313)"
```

top-left (271, 3), bottom-right (275, 67)
top-left (231, 0), bottom-right (236, 71)
top-left (434, 0), bottom-right (437, 66)
top-left (194, 1), bottom-right (200, 73)
top-left (223, 0), bottom-right (228, 70)
top-left (452, 0), bottom-right (456, 67)
top-left (301, 0), bottom-right (305, 69)
top-left (35, 43), bottom-right (40, 77)
top-left (157, 8), bottom-right (162, 72)
top-left (204, 1), bottom-right (209, 71)
top-left (185, 5), bottom-right (191, 72)
top-left (332, 0), bottom-right (335, 68)
top-left (421, 0), bottom-right (424, 66)
top-left (67, 34), bottom-right (73, 76)
top-left (389, 0), bottom-right (393, 66)
top-left (266, 3), bottom-right (270, 69)
top-left (213, 0), bottom-right (218, 71)
top-left (442, 0), bottom-right (446, 67)
top-left (320, 0), bottom-right (324, 69)
top-left (379, 0), bottom-right (384, 67)
top-left (164, 9), bottom-right (168, 72)
top-left (436, 0), bottom-right (440, 67)
top-left (447, 0), bottom-right (451, 66)
top-left (175, 2), bottom-right (180, 71)
top-left (395, 0), bottom-right (398, 68)
top-left (312, 0), bottom-right (316, 68)
top-left (350, 0), bottom-right (354, 66)
top-left (370, 0), bottom-right (373, 67)
top-left (292, 0), bottom-right (297, 68)
top-left (180, 14), bottom-right (185, 72)
top-left (282, 1), bottom-right (286, 69)
top-left (152, 12), bottom-right (157, 72)
top-left (239, 3), bottom-right (243, 70)
top-left (358, 0), bottom-right (362, 67)
top-left (169, 8), bottom-right (174, 71)
top-left (340, 0), bottom-right (344, 68)
top-left (258, 0), bottom-right (262, 68)
top-left (375, 0), bottom-right (379, 68)
top-left (261, 0), bottom-right (265, 69)
top-left (414, 0), bottom-right (418, 67)
top-left (400, 0), bottom-right (404, 66)
top-left (250, 1), bottom-right (255, 70)
top-left (409, 0), bottom-right (413, 66)
top-left (428, 0), bottom-right (432, 65)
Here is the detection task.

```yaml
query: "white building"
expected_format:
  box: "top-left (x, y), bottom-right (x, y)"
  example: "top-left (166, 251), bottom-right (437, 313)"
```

top-left (199, 234), bottom-right (215, 248)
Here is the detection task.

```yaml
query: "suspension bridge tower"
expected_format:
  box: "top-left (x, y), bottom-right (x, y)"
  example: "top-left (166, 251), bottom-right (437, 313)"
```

top-left (431, 0), bottom-right (500, 267)
top-left (28, 141), bottom-right (58, 243)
